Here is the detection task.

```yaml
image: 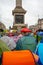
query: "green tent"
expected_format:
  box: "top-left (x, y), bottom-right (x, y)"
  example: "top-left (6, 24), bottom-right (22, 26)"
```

top-left (0, 40), bottom-right (10, 55)
top-left (16, 35), bottom-right (37, 52)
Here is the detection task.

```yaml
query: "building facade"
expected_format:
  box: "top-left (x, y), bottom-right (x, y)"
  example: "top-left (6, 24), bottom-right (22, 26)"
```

top-left (29, 18), bottom-right (43, 33)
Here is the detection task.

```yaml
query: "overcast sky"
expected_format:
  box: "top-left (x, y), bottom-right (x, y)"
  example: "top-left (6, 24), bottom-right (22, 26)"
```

top-left (0, 0), bottom-right (43, 29)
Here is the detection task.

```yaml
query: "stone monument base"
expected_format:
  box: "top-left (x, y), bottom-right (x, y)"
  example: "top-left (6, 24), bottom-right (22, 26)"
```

top-left (13, 24), bottom-right (27, 30)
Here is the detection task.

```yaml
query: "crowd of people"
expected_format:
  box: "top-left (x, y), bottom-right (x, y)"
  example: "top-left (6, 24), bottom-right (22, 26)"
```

top-left (0, 27), bottom-right (43, 65)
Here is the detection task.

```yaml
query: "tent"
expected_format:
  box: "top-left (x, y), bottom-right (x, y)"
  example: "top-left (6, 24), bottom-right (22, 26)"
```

top-left (36, 39), bottom-right (43, 65)
top-left (37, 31), bottom-right (43, 36)
top-left (0, 36), bottom-right (16, 50)
top-left (8, 32), bottom-right (14, 37)
top-left (16, 35), bottom-right (37, 52)
top-left (14, 34), bottom-right (23, 43)
top-left (2, 50), bottom-right (36, 65)
top-left (0, 40), bottom-right (10, 55)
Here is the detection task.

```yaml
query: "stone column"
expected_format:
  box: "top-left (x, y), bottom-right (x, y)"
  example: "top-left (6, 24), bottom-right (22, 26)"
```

top-left (16, 0), bottom-right (22, 7)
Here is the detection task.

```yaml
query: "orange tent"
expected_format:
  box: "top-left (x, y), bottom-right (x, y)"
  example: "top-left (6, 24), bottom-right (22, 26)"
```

top-left (2, 50), bottom-right (36, 65)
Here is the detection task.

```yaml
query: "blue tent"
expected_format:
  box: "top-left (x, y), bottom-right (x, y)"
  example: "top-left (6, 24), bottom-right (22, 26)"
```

top-left (37, 31), bottom-right (43, 36)
top-left (36, 39), bottom-right (43, 64)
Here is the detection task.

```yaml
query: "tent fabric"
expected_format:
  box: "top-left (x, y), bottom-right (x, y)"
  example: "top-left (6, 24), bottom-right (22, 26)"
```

top-left (40, 38), bottom-right (43, 43)
top-left (17, 34), bottom-right (23, 40)
top-left (8, 32), bottom-right (14, 37)
top-left (2, 50), bottom-right (36, 65)
top-left (35, 38), bottom-right (43, 64)
top-left (0, 35), bottom-right (2, 38)
top-left (37, 43), bottom-right (43, 64)
top-left (37, 31), bottom-right (43, 36)
top-left (0, 36), bottom-right (16, 50)
top-left (0, 40), bottom-right (10, 55)
top-left (13, 36), bottom-right (18, 43)
top-left (0, 36), bottom-right (10, 45)
top-left (13, 34), bottom-right (23, 43)
top-left (16, 35), bottom-right (37, 52)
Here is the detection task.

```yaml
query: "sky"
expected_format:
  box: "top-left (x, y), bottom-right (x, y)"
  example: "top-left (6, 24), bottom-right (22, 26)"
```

top-left (0, 0), bottom-right (43, 29)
